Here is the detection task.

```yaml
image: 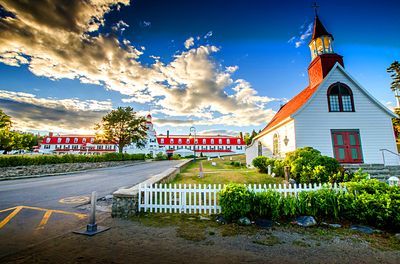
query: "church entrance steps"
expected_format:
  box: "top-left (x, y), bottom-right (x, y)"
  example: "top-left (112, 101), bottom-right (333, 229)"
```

top-left (343, 164), bottom-right (400, 181)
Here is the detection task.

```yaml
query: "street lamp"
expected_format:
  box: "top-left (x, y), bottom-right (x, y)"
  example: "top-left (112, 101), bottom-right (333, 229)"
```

top-left (190, 126), bottom-right (196, 161)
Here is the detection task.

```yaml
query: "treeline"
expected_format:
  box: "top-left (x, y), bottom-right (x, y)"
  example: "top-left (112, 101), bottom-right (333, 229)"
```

top-left (0, 153), bottom-right (146, 167)
top-left (0, 109), bottom-right (40, 153)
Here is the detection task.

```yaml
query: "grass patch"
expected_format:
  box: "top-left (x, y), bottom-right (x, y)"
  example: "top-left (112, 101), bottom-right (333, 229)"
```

top-left (176, 224), bottom-right (206, 241)
top-left (253, 235), bottom-right (282, 246)
top-left (168, 155), bottom-right (284, 185)
top-left (220, 223), bottom-right (258, 237)
top-left (292, 239), bottom-right (311, 247)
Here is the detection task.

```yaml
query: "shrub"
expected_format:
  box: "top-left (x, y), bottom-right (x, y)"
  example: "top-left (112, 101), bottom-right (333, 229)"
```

top-left (252, 156), bottom-right (275, 174)
top-left (219, 184), bottom-right (254, 221)
top-left (154, 152), bottom-right (167, 161)
top-left (0, 153), bottom-right (145, 167)
top-left (171, 154), bottom-right (181, 160)
top-left (284, 147), bottom-right (340, 184)
top-left (220, 181), bottom-right (400, 231)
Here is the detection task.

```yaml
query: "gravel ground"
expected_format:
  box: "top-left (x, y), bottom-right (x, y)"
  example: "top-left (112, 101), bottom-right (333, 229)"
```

top-left (1, 213), bottom-right (400, 264)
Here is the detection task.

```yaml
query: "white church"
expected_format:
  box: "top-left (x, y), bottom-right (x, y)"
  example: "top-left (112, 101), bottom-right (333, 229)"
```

top-left (246, 14), bottom-right (398, 166)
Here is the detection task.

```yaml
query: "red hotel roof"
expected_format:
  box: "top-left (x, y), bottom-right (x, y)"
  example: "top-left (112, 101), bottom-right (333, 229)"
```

top-left (157, 136), bottom-right (245, 146)
top-left (42, 135), bottom-right (114, 145)
top-left (255, 85), bottom-right (318, 139)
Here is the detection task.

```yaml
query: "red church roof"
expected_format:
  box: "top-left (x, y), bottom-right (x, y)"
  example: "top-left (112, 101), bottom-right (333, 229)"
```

top-left (255, 85), bottom-right (319, 139)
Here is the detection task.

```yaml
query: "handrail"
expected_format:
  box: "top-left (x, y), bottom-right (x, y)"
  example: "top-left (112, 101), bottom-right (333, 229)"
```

top-left (379, 149), bottom-right (400, 166)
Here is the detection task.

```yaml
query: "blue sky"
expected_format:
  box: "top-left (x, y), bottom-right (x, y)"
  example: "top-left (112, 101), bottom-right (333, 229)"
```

top-left (0, 0), bottom-right (399, 136)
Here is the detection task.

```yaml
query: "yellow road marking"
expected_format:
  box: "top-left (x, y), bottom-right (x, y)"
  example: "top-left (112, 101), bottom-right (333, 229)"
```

top-left (36, 211), bottom-right (52, 230)
top-left (0, 206), bottom-right (17, 213)
top-left (0, 205), bottom-right (87, 229)
top-left (59, 196), bottom-right (90, 204)
top-left (21, 206), bottom-right (86, 219)
top-left (0, 206), bottom-right (23, 229)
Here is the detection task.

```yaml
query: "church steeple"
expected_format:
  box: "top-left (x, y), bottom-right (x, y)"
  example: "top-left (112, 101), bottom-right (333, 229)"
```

top-left (309, 15), bottom-right (334, 60)
top-left (307, 13), bottom-right (344, 88)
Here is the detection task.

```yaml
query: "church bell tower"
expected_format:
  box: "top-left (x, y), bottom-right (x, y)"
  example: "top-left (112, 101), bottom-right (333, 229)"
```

top-left (307, 14), bottom-right (344, 88)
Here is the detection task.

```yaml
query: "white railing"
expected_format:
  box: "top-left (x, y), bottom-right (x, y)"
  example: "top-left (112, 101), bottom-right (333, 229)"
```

top-left (379, 148), bottom-right (400, 166)
top-left (138, 183), bottom-right (343, 214)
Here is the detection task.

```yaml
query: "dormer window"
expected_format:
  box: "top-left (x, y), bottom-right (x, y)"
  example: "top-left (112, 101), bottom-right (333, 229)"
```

top-left (227, 139), bottom-right (230, 144)
top-left (90, 138), bottom-right (94, 143)
top-left (46, 138), bottom-right (51, 143)
top-left (161, 138), bottom-right (164, 144)
top-left (218, 139), bottom-right (222, 144)
top-left (202, 139), bottom-right (206, 144)
top-left (186, 138), bottom-right (190, 144)
top-left (211, 139), bottom-right (214, 144)
top-left (82, 138), bottom-right (87, 143)
top-left (178, 139), bottom-right (182, 144)
top-left (237, 139), bottom-right (241, 144)
top-left (170, 138), bottom-right (174, 144)
top-left (327, 82), bottom-right (354, 112)
top-left (66, 138), bottom-right (70, 143)
top-left (74, 138), bottom-right (78, 143)
top-left (57, 138), bottom-right (62, 143)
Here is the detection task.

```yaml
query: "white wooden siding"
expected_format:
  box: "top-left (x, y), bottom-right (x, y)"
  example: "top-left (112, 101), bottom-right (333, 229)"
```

top-left (258, 120), bottom-right (296, 158)
top-left (294, 67), bottom-right (398, 165)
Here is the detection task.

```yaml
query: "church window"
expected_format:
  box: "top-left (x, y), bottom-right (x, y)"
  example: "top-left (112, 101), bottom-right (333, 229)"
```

top-left (273, 133), bottom-right (280, 156)
top-left (327, 82), bottom-right (354, 112)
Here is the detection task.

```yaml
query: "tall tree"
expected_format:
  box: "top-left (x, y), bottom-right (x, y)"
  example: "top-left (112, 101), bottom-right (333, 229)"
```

top-left (387, 61), bottom-right (400, 139)
top-left (95, 107), bottom-right (147, 153)
top-left (387, 61), bottom-right (400, 92)
top-left (0, 109), bottom-right (11, 130)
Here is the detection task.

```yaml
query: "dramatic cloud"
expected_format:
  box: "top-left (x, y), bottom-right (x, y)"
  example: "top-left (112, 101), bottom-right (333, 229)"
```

top-left (184, 37), bottom-right (194, 49)
top-left (0, 90), bottom-right (113, 134)
top-left (0, 0), bottom-right (283, 132)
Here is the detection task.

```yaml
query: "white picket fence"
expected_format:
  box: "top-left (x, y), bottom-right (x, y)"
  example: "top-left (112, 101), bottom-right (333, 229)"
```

top-left (138, 182), bottom-right (343, 214)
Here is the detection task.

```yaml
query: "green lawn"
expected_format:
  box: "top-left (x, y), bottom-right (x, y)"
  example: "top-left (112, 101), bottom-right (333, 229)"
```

top-left (168, 155), bottom-right (283, 185)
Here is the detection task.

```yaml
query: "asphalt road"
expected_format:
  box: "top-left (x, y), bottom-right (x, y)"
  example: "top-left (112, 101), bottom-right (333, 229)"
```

top-left (0, 160), bottom-right (183, 259)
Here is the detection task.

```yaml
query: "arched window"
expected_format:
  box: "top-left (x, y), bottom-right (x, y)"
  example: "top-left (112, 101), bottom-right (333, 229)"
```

top-left (327, 82), bottom-right (354, 112)
top-left (257, 141), bottom-right (262, 156)
top-left (273, 133), bottom-right (279, 156)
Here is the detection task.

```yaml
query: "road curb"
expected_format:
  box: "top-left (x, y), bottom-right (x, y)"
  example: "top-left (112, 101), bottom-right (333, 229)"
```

top-left (0, 160), bottom-right (151, 181)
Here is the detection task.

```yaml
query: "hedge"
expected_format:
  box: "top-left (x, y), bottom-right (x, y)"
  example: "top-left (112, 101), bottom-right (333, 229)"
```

top-left (219, 180), bottom-right (400, 231)
top-left (0, 153), bottom-right (146, 167)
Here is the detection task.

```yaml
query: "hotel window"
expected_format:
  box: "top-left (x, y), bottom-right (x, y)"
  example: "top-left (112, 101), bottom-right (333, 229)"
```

top-left (227, 139), bottom-right (230, 144)
top-left (211, 139), bottom-right (214, 144)
top-left (327, 82), bottom-right (354, 112)
top-left (237, 139), bottom-right (241, 144)
top-left (46, 138), bottom-right (50, 143)
top-left (218, 139), bottom-right (222, 144)
top-left (195, 139), bottom-right (198, 144)
top-left (82, 138), bottom-right (87, 143)
top-left (170, 138), bottom-right (174, 144)
top-left (90, 138), bottom-right (95, 143)
top-left (186, 138), bottom-right (190, 144)
top-left (74, 138), bottom-right (78, 143)
top-left (178, 139), bottom-right (182, 144)
top-left (66, 138), bottom-right (70, 143)
top-left (161, 138), bottom-right (164, 144)
top-left (202, 139), bottom-right (206, 144)
top-left (57, 138), bottom-right (62, 143)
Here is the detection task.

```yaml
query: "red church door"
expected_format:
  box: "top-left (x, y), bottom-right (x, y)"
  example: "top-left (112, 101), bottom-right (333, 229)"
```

top-left (332, 130), bottom-right (363, 163)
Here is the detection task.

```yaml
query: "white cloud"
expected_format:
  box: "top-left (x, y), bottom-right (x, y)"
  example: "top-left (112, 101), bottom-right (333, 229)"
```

top-left (0, 90), bottom-right (113, 134)
top-left (204, 31), bottom-right (213, 39)
top-left (184, 37), bottom-right (194, 49)
top-left (288, 22), bottom-right (313, 48)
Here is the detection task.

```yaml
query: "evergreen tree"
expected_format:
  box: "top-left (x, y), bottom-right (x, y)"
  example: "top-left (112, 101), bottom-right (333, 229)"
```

top-left (387, 61), bottom-right (400, 139)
